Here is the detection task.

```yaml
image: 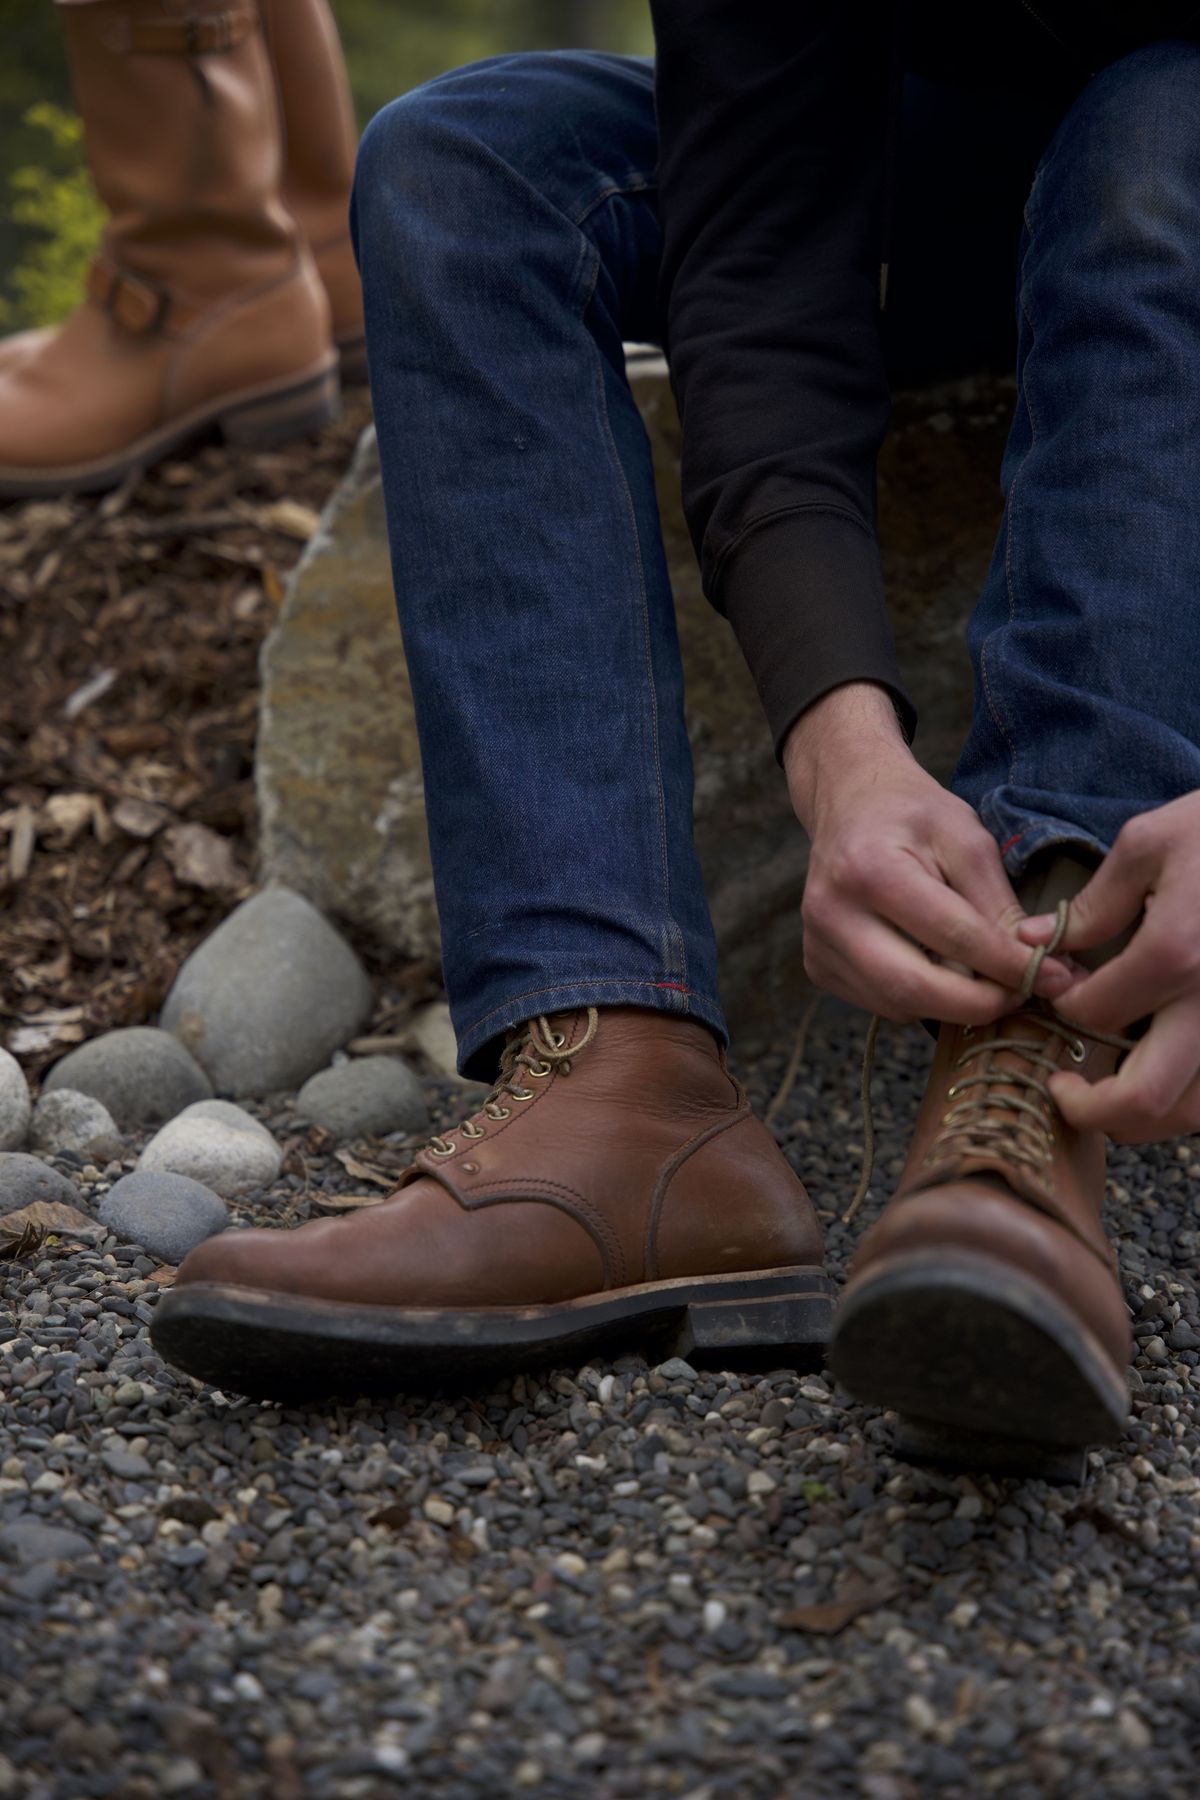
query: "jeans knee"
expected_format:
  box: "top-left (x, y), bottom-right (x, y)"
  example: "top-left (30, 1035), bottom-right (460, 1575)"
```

top-left (1042, 41), bottom-right (1200, 241)
top-left (353, 53), bottom-right (574, 245)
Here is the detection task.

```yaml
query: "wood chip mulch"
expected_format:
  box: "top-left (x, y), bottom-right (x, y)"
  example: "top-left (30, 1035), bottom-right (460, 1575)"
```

top-left (0, 393), bottom-right (374, 1083)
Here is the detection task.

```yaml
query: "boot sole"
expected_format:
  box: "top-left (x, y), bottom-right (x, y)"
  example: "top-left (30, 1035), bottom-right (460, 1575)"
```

top-left (150, 1264), bottom-right (833, 1402)
top-left (830, 1249), bottom-right (1129, 1482)
top-left (0, 355), bottom-right (340, 498)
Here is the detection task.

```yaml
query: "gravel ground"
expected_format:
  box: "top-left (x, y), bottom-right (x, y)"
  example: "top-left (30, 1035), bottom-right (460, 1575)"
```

top-left (2, 1005), bottom-right (1198, 1799)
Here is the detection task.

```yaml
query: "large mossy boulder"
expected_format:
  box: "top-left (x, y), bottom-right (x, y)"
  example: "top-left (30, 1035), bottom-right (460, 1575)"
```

top-left (258, 355), bottom-right (1013, 1045)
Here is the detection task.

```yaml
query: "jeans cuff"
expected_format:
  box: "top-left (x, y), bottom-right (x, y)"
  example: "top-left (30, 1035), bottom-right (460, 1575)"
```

top-left (453, 977), bottom-right (729, 1082)
top-left (997, 824), bottom-right (1111, 885)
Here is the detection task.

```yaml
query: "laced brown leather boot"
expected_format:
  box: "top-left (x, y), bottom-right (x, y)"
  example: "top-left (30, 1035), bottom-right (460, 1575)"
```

top-left (830, 856), bottom-right (1133, 1479)
top-left (152, 1006), bottom-right (832, 1401)
top-left (0, 0), bottom-right (337, 499)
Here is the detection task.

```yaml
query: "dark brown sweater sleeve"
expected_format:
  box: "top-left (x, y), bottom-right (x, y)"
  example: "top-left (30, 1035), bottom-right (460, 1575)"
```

top-left (650, 0), bottom-right (917, 758)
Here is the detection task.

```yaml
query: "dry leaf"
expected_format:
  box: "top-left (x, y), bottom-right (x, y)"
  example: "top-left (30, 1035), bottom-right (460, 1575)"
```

top-left (262, 498), bottom-right (321, 541)
top-left (112, 796), bottom-right (169, 839)
top-left (0, 1201), bottom-right (104, 1243)
top-left (333, 1150), bottom-right (397, 1188)
top-left (8, 1022), bottom-right (85, 1055)
top-left (163, 822), bottom-right (242, 891)
top-left (7, 804), bottom-right (35, 883)
top-left (9, 1005), bottom-right (86, 1056)
top-left (778, 1577), bottom-right (899, 1637)
top-left (0, 1219), bottom-right (46, 1261)
top-left (62, 667), bottom-right (117, 720)
top-left (41, 792), bottom-right (98, 845)
top-left (231, 585), bottom-right (262, 621)
top-left (368, 1502), bottom-right (411, 1530)
top-left (261, 562), bottom-right (284, 606)
top-left (314, 1193), bottom-right (386, 1212)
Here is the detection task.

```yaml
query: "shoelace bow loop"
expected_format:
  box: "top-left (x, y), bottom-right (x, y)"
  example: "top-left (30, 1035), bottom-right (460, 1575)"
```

top-left (426, 1006), bottom-right (599, 1159)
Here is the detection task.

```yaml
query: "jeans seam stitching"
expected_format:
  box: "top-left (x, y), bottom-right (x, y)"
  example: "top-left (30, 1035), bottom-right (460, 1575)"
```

top-left (572, 177), bottom-right (654, 228)
top-left (984, 200), bottom-right (1046, 789)
top-left (584, 249), bottom-right (688, 987)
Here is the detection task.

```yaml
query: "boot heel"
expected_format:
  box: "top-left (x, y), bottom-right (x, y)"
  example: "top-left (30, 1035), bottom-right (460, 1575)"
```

top-left (219, 363), bottom-right (340, 447)
top-left (894, 1417), bottom-right (1089, 1486)
top-left (671, 1284), bottom-right (833, 1372)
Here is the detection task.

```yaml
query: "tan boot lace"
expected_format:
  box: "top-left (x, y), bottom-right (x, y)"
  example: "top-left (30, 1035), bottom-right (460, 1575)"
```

top-left (425, 1006), bottom-right (599, 1160)
top-left (843, 901), bottom-right (1136, 1222)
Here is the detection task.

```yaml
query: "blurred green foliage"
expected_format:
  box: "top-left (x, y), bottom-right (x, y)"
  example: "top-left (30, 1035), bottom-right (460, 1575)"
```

top-left (0, 104), bottom-right (105, 329)
top-left (0, 0), bottom-right (651, 331)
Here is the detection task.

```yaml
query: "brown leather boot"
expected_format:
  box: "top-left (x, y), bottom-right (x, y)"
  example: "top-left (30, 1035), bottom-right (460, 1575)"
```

top-left (151, 1007), bottom-right (831, 1401)
top-left (830, 856), bottom-right (1133, 1478)
top-left (0, 0), bottom-right (364, 387)
top-left (0, 0), bottom-right (338, 499)
top-left (260, 0), bottom-right (366, 384)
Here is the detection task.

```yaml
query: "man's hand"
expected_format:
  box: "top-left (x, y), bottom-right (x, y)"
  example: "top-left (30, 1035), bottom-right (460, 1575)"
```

top-left (1017, 793), bottom-right (1200, 1142)
top-left (784, 683), bottom-right (1074, 1026)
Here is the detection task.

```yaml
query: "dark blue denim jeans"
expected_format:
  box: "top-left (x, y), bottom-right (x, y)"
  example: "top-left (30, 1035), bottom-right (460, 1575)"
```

top-left (351, 43), bottom-right (1200, 1079)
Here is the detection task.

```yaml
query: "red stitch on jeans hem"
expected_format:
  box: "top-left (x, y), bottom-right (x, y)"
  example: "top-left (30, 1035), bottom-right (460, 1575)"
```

top-left (999, 833), bottom-right (1024, 855)
top-left (654, 981), bottom-right (692, 994)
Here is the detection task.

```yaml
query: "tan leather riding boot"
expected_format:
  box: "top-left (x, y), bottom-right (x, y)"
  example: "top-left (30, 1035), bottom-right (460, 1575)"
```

top-left (260, 0), bottom-right (366, 383)
top-left (0, 0), bottom-right (364, 387)
top-left (152, 1007), bottom-right (832, 1401)
top-left (830, 855), bottom-right (1133, 1478)
top-left (0, 0), bottom-right (337, 498)
top-left (0, 330), bottom-right (47, 377)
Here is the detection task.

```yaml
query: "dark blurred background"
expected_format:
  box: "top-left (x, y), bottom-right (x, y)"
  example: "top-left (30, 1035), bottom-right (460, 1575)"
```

top-left (0, 0), bottom-right (652, 329)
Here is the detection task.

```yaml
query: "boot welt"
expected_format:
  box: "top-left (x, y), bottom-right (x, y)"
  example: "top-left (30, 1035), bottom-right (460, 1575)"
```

top-left (150, 1264), bottom-right (833, 1401)
top-left (0, 355), bottom-right (340, 499)
top-left (830, 1248), bottom-right (1129, 1469)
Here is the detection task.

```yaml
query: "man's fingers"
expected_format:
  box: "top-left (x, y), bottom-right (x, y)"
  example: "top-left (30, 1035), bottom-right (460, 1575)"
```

top-left (1050, 1000), bottom-right (1200, 1140)
top-left (1019, 829), bottom-right (1158, 955)
top-left (881, 865), bottom-right (1073, 999)
top-left (808, 914), bottom-right (1019, 1025)
top-left (939, 829), bottom-right (1025, 926)
top-left (1052, 897), bottom-right (1200, 1033)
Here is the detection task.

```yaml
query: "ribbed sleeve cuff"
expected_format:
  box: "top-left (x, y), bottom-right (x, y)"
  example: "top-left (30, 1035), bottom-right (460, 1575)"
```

top-left (717, 508), bottom-right (918, 762)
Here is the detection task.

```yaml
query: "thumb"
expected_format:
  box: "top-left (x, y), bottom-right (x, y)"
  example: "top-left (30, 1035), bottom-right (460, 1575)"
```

top-left (1016, 851), bottom-right (1152, 954)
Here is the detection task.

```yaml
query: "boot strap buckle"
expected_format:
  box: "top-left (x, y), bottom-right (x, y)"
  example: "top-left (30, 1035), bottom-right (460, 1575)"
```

top-left (128, 7), bottom-right (257, 57)
top-left (87, 259), bottom-right (171, 336)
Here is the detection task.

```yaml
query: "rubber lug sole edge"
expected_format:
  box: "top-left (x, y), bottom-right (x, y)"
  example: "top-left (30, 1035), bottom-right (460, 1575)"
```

top-left (0, 358), bottom-right (340, 498)
top-left (149, 1267), bottom-right (833, 1402)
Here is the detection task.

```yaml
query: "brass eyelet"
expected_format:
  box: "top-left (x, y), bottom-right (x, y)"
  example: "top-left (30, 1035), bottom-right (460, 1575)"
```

top-left (510, 1086), bottom-right (535, 1101)
top-left (945, 1083), bottom-right (961, 1100)
top-left (1069, 1039), bottom-right (1086, 1064)
top-left (429, 1141), bottom-right (456, 1158)
top-left (528, 1060), bottom-right (553, 1078)
top-left (461, 1120), bottom-right (485, 1139)
top-left (485, 1103), bottom-right (511, 1121)
top-left (550, 1030), bottom-right (566, 1049)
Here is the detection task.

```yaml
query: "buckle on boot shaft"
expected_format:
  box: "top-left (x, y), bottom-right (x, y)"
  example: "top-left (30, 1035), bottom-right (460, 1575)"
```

top-left (87, 259), bottom-right (171, 336)
top-left (127, 7), bottom-right (257, 57)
